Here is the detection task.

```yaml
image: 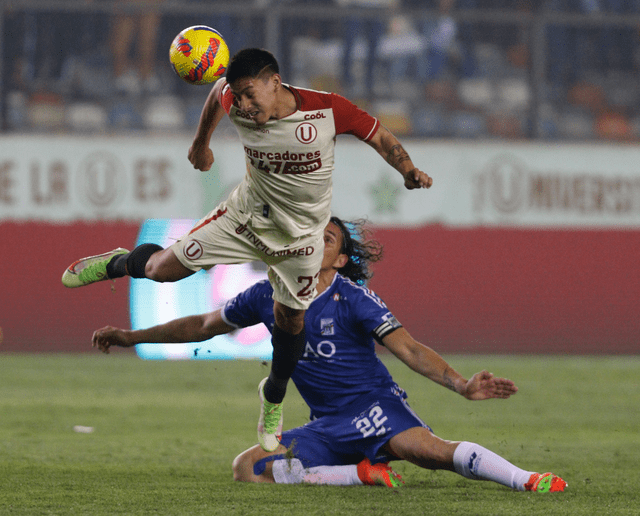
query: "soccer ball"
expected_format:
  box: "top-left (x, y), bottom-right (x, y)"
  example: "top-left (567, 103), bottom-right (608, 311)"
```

top-left (169, 26), bottom-right (229, 85)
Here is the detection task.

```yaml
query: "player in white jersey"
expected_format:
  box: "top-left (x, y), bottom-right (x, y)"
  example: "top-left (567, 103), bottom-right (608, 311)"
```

top-left (91, 217), bottom-right (567, 493)
top-left (61, 48), bottom-right (432, 452)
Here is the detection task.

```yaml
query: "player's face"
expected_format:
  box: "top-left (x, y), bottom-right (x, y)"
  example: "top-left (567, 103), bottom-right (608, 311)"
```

top-left (229, 74), bottom-right (279, 126)
top-left (321, 222), bottom-right (347, 271)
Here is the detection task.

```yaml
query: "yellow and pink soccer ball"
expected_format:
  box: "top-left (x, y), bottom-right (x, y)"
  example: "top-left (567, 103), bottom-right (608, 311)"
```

top-left (169, 26), bottom-right (229, 85)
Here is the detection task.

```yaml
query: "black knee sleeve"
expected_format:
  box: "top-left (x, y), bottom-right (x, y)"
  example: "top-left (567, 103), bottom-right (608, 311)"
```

top-left (125, 243), bottom-right (164, 278)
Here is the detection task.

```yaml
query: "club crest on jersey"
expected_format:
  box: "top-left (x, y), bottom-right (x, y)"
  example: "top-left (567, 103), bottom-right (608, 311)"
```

top-left (320, 318), bottom-right (335, 336)
top-left (183, 239), bottom-right (204, 261)
top-left (295, 122), bottom-right (317, 144)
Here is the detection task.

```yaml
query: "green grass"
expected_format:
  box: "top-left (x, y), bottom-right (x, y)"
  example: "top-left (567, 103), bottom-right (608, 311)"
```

top-left (1, 353), bottom-right (638, 515)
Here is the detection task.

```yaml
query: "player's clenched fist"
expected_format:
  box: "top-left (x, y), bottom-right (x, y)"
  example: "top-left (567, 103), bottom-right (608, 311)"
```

top-left (188, 143), bottom-right (214, 171)
top-left (404, 168), bottom-right (433, 190)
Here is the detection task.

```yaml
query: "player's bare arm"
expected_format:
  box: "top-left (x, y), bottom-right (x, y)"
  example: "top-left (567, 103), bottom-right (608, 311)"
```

top-left (382, 328), bottom-right (517, 400)
top-left (382, 328), bottom-right (467, 393)
top-left (92, 310), bottom-right (234, 354)
top-left (366, 125), bottom-right (433, 190)
top-left (188, 80), bottom-right (227, 171)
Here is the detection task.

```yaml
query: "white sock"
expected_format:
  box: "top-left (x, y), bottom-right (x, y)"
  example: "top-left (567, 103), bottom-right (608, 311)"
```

top-left (452, 441), bottom-right (534, 491)
top-left (272, 458), bottom-right (363, 486)
top-left (272, 458), bottom-right (305, 484)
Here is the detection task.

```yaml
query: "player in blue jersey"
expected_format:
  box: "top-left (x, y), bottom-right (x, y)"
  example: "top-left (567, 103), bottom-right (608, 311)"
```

top-left (91, 217), bottom-right (567, 492)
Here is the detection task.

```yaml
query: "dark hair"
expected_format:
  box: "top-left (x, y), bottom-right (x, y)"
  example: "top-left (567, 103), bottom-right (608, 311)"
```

top-left (330, 217), bottom-right (383, 285)
top-left (226, 48), bottom-right (280, 85)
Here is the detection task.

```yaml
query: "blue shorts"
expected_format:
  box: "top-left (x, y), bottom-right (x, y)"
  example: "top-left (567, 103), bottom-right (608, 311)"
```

top-left (279, 386), bottom-right (431, 468)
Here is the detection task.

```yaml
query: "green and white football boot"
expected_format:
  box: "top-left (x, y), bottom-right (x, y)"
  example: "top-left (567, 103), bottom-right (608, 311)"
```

top-left (62, 248), bottom-right (129, 288)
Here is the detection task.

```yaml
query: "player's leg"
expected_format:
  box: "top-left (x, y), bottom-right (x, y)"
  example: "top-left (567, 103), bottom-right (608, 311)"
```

top-left (234, 443), bottom-right (370, 486)
top-left (264, 301), bottom-right (306, 401)
top-left (62, 244), bottom-right (195, 288)
top-left (449, 439), bottom-right (567, 492)
top-left (257, 301), bottom-right (306, 452)
top-left (62, 206), bottom-right (239, 288)
top-left (62, 241), bottom-right (198, 288)
top-left (383, 427), bottom-right (567, 492)
top-left (109, 244), bottom-right (196, 282)
top-left (233, 426), bottom-right (402, 487)
top-left (257, 238), bottom-right (323, 452)
top-left (382, 427), bottom-right (457, 471)
top-left (232, 443), bottom-right (287, 483)
top-left (269, 456), bottom-right (401, 487)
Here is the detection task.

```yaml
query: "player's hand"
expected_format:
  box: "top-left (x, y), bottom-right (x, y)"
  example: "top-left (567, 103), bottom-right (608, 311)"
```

top-left (462, 370), bottom-right (518, 400)
top-left (188, 143), bottom-right (214, 171)
top-left (92, 326), bottom-right (133, 354)
top-left (404, 168), bottom-right (433, 190)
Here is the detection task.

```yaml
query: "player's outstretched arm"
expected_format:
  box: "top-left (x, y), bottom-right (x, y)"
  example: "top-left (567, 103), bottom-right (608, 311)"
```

top-left (188, 79), bottom-right (227, 171)
top-left (92, 310), bottom-right (234, 354)
top-left (366, 125), bottom-right (433, 190)
top-left (382, 328), bottom-right (517, 400)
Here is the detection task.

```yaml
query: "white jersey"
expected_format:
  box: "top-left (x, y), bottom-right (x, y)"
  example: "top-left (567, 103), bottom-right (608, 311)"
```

top-left (219, 79), bottom-right (380, 240)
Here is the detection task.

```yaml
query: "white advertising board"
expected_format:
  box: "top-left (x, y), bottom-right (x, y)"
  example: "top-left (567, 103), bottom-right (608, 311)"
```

top-left (0, 135), bottom-right (204, 221)
top-left (2, 135), bottom-right (639, 227)
top-left (330, 140), bottom-right (640, 228)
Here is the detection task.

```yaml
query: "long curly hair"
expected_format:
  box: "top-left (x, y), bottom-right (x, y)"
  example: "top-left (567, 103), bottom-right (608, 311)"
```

top-left (330, 217), bottom-right (383, 285)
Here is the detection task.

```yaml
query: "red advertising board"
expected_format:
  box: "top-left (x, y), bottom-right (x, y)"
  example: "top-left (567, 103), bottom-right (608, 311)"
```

top-left (369, 226), bottom-right (640, 354)
top-left (1, 222), bottom-right (139, 353)
top-left (1, 222), bottom-right (638, 354)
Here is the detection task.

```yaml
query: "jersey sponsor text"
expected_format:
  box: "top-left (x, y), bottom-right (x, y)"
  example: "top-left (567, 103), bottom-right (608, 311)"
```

top-left (235, 223), bottom-right (315, 257)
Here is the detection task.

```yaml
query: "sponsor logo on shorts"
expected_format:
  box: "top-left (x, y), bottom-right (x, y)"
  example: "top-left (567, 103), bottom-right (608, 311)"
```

top-left (235, 223), bottom-right (315, 257)
top-left (184, 239), bottom-right (204, 261)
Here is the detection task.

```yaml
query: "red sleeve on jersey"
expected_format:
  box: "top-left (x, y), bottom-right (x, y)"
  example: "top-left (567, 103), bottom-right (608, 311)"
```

top-left (218, 79), bottom-right (234, 115)
top-left (290, 86), bottom-right (379, 142)
top-left (331, 93), bottom-right (380, 142)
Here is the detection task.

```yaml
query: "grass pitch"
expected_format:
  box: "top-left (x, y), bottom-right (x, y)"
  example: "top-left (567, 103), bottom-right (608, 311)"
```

top-left (1, 353), bottom-right (638, 515)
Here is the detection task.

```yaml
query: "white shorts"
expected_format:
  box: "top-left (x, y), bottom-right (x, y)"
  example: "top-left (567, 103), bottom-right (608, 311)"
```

top-left (171, 201), bottom-right (324, 311)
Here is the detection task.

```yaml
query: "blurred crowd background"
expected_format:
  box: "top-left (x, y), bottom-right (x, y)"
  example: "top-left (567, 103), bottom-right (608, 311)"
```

top-left (2, 0), bottom-right (640, 140)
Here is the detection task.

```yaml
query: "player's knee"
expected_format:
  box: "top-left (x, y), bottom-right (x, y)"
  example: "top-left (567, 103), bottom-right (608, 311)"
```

top-left (144, 260), bottom-right (167, 282)
top-left (231, 451), bottom-right (253, 482)
top-left (144, 251), bottom-right (192, 283)
top-left (273, 303), bottom-right (305, 334)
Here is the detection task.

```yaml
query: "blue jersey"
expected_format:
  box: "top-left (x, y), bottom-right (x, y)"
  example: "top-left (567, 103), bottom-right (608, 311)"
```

top-left (222, 273), bottom-right (404, 419)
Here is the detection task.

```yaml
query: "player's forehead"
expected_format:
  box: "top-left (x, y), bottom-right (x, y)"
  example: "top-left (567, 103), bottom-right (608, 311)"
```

top-left (228, 77), bottom-right (256, 96)
top-left (229, 75), bottom-right (270, 96)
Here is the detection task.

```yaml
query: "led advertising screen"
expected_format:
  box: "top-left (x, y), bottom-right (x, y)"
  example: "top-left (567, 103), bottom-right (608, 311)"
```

top-left (131, 219), bottom-right (272, 360)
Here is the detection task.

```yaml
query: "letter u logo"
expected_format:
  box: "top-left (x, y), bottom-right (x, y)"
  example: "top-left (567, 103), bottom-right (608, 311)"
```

top-left (184, 240), bottom-right (204, 260)
top-left (295, 122), bottom-right (317, 144)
